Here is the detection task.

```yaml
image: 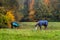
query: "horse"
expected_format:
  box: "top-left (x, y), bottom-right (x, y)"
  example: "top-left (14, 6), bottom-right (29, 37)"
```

top-left (35, 20), bottom-right (48, 30)
top-left (11, 22), bottom-right (20, 29)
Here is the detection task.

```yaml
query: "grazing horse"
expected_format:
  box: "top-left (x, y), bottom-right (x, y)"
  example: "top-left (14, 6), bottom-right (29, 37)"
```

top-left (35, 20), bottom-right (48, 30)
top-left (11, 22), bottom-right (19, 28)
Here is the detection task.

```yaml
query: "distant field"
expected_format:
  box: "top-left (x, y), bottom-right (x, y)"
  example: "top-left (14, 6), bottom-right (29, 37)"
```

top-left (0, 22), bottom-right (60, 40)
top-left (20, 22), bottom-right (60, 30)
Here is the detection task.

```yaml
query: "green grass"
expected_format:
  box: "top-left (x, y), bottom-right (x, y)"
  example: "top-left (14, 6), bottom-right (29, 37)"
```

top-left (20, 22), bottom-right (60, 30)
top-left (0, 29), bottom-right (60, 40)
top-left (0, 22), bottom-right (60, 40)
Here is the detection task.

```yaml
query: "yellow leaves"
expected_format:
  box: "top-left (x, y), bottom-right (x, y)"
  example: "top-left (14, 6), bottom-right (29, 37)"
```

top-left (4, 10), bottom-right (15, 28)
top-left (6, 10), bottom-right (15, 22)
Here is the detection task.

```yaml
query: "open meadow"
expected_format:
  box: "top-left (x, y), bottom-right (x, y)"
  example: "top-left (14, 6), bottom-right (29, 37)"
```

top-left (0, 22), bottom-right (60, 40)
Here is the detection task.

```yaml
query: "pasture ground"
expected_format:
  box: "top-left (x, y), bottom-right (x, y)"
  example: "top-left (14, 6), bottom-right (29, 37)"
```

top-left (0, 22), bottom-right (60, 40)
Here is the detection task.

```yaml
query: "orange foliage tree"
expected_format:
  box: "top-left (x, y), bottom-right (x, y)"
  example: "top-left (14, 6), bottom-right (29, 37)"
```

top-left (5, 10), bottom-right (15, 28)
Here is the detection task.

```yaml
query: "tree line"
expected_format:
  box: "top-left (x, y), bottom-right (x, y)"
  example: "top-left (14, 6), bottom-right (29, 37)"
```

top-left (0, 0), bottom-right (60, 28)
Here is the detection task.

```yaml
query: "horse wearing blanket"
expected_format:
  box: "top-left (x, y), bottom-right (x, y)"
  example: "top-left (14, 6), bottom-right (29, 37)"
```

top-left (35, 20), bottom-right (48, 30)
top-left (11, 22), bottom-right (19, 28)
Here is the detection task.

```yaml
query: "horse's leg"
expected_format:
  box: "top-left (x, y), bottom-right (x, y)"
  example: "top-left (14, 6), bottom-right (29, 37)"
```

top-left (40, 26), bottom-right (42, 30)
top-left (11, 25), bottom-right (13, 28)
top-left (35, 23), bottom-right (39, 30)
top-left (38, 25), bottom-right (42, 30)
top-left (44, 25), bottom-right (47, 30)
top-left (35, 26), bottom-right (38, 30)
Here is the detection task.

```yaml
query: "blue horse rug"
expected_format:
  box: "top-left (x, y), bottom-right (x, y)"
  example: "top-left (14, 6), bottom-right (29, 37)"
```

top-left (36, 20), bottom-right (48, 27)
top-left (11, 22), bottom-right (19, 27)
top-left (35, 20), bottom-right (48, 30)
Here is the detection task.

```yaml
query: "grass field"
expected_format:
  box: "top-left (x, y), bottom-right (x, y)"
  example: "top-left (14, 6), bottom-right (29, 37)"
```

top-left (20, 22), bottom-right (60, 30)
top-left (0, 22), bottom-right (60, 40)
